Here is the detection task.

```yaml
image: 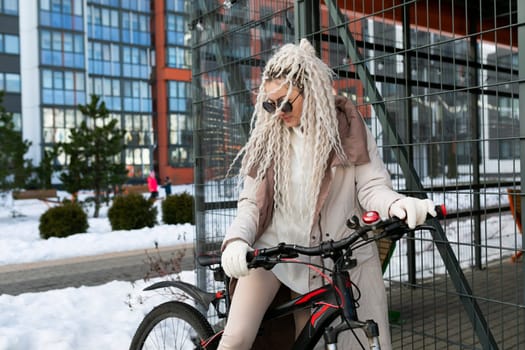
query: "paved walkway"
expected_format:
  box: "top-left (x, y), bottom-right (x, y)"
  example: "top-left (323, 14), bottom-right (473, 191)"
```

top-left (0, 244), bottom-right (194, 295)
top-left (389, 257), bottom-right (525, 349)
top-left (2, 242), bottom-right (524, 348)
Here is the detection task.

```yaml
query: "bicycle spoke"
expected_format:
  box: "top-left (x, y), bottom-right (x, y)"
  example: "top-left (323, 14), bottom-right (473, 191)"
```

top-left (129, 301), bottom-right (214, 350)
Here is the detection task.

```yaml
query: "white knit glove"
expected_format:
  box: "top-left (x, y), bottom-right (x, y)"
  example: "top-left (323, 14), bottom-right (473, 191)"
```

top-left (389, 197), bottom-right (436, 229)
top-left (221, 240), bottom-right (251, 278)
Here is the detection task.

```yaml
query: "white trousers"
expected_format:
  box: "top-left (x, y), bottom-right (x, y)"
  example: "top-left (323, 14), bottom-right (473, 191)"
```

top-left (217, 268), bottom-right (310, 350)
top-left (217, 244), bottom-right (391, 350)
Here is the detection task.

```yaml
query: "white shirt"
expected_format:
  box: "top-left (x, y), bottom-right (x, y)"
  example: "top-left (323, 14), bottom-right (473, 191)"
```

top-left (254, 127), bottom-right (312, 294)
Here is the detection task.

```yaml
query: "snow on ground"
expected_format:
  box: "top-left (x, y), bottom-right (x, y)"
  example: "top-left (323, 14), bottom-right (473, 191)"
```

top-left (0, 183), bottom-right (521, 349)
top-left (0, 185), bottom-right (195, 265)
top-left (0, 185), bottom-right (197, 350)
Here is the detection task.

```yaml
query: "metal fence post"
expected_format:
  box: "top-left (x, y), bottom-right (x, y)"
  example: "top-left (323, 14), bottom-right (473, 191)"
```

top-left (517, 0), bottom-right (525, 309)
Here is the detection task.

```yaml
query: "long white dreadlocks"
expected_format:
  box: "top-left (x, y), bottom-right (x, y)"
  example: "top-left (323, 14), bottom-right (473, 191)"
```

top-left (233, 39), bottom-right (347, 225)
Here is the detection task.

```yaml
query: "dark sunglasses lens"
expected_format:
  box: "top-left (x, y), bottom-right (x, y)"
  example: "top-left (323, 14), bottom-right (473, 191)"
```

top-left (262, 100), bottom-right (293, 113)
top-left (281, 102), bottom-right (293, 113)
top-left (262, 101), bottom-right (276, 113)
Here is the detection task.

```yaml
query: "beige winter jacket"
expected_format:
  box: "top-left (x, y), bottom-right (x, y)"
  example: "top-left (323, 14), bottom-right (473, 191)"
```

top-left (223, 95), bottom-right (403, 349)
top-left (224, 95), bottom-right (403, 255)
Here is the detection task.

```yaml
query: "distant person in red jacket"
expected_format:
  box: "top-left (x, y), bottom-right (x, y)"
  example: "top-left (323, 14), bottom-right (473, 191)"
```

top-left (147, 171), bottom-right (158, 200)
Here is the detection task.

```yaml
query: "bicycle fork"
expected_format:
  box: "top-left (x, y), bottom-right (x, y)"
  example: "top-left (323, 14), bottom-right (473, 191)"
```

top-left (323, 318), bottom-right (381, 350)
top-left (323, 270), bottom-right (381, 349)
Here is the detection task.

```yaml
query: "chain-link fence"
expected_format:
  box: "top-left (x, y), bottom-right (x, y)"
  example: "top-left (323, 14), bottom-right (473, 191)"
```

top-left (192, 0), bottom-right (523, 348)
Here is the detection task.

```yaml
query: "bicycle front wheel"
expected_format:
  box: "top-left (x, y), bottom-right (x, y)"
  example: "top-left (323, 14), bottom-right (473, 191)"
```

top-left (129, 301), bottom-right (215, 350)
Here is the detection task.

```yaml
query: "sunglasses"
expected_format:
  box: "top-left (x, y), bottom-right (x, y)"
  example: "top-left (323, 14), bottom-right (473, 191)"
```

top-left (262, 93), bottom-right (302, 114)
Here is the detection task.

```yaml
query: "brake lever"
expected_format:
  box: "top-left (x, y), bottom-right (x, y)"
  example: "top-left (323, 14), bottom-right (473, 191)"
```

top-left (247, 253), bottom-right (299, 271)
top-left (384, 220), bottom-right (411, 241)
top-left (247, 255), bottom-right (271, 269)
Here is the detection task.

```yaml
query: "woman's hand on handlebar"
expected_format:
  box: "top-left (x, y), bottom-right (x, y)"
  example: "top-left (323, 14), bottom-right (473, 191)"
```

top-left (221, 240), bottom-right (252, 278)
top-left (224, 203), bottom-right (446, 275)
top-left (389, 197), bottom-right (436, 229)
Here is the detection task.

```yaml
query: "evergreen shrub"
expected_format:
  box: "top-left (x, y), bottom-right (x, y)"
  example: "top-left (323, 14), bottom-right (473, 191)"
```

top-left (108, 193), bottom-right (157, 230)
top-left (39, 202), bottom-right (89, 239)
top-left (162, 191), bottom-right (194, 225)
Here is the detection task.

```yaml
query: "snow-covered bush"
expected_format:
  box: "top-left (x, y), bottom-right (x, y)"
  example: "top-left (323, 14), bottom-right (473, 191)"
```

top-left (161, 191), bottom-right (194, 225)
top-left (108, 193), bottom-right (157, 230)
top-left (39, 202), bottom-right (89, 239)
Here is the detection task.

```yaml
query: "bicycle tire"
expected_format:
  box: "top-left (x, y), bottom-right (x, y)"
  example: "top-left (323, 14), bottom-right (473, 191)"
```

top-left (129, 301), bottom-right (215, 350)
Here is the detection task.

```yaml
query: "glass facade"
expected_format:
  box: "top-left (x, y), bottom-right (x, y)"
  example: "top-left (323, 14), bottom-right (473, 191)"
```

top-left (163, 0), bottom-right (192, 173)
top-left (168, 81), bottom-right (192, 167)
top-left (33, 0), bottom-right (191, 180)
top-left (39, 0), bottom-right (86, 165)
top-left (0, 0), bottom-right (20, 130)
top-left (166, 13), bottom-right (191, 69)
top-left (356, 22), bottom-right (520, 179)
top-left (86, 0), bottom-right (152, 178)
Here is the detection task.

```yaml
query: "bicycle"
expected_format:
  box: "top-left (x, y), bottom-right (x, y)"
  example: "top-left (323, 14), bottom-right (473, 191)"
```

top-left (129, 205), bottom-right (446, 350)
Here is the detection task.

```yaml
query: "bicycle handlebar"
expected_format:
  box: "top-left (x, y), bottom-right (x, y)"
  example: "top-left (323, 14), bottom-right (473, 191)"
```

top-left (196, 205), bottom-right (446, 269)
top-left (246, 204), bottom-right (446, 268)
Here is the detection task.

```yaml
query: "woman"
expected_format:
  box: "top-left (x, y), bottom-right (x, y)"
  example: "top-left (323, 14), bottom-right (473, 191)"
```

top-left (219, 39), bottom-right (435, 350)
top-left (147, 171), bottom-right (158, 200)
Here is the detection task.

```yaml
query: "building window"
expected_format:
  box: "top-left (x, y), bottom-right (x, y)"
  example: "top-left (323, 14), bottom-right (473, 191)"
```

top-left (88, 0), bottom-right (119, 7)
top-left (40, 30), bottom-right (84, 68)
top-left (0, 33), bottom-right (19, 54)
top-left (42, 107), bottom-right (83, 146)
top-left (169, 113), bottom-right (192, 167)
top-left (0, 73), bottom-right (20, 93)
top-left (121, 11), bottom-right (150, 45)
top-left (42, 69), bottom-right (85, 105)
top-left (123, 113), bottom-right (153, 179)
top-left (40, 0), bottom-right (84, 31)
top-left (89, 76), bottom-right (121, 111)
top-left (165, 13), bottom-right (191, 69)
top-left (88, 41), bottom-right (121, 76)
top-left (121, 0), bottom-right (150, 12)
top-left (123, 113), bottom-right (153, 147)
top-left (122, 79), bottom-right (151, 112)
top-left (122, 45), bottom-right (150, 78)
top-left (488, 96), bottom-right (519, 160)
top-left (168, 80), bottom-right (190, 112)
top-left (87, 6), bottom-right (120, 41)
top-left (0, 0), bottom-right (18, 15)
top-left (166, 14), bottom-right (188, 45)
top-left (11, 112), bottom-right (21, 131)
top-left (165, 0), bottom-right (190, 13)
top-left (166, 47), bottom-right (191, 70)
top-left (169, 146), bottom-right (191, 166)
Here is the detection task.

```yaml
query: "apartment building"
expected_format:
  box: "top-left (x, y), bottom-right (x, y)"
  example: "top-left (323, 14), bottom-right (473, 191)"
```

top-left (12, 0), bottom-right (193, 184)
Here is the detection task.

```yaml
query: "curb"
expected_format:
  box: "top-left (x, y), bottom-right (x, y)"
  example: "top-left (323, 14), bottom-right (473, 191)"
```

top-left (0, 243), bottom-right (194, 274)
